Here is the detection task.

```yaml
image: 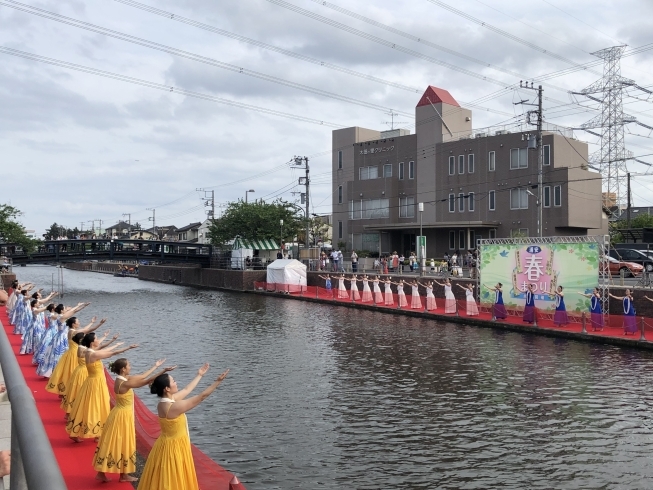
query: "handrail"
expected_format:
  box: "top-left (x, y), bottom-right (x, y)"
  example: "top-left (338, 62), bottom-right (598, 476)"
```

top-left (0, 321), bottom-right (66, 490)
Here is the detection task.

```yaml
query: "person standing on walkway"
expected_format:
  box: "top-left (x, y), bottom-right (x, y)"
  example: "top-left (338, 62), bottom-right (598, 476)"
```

top-left (392, 252), bottom-right (399, 273)
top-left (372, 276), bottom-right (383, 304)
top-left (349, 275), bottom-right (361, 301)
top-left (409, 280), bottom-right (422, 309)
top-left (361, 274), bottom-right (373, 303)
top-left (484, 283), bottom-right (507, 321)
top-left (66, 334), bottom-right (138, 442)
top-left (609, 290), bottom-right (638, 335)
top-left (419, 280), bottom-right (437, 311)
top-left (331, 250), bottom-right (338, 272)
top-left (458, 283), bottom-right (479, 316)
top-left (579, 288), bottom-right (603, 331)
top-left (516, 284), bottom-right (536, 324)
top-left (383, 277), bottom-right (394, 306)
top-left (434, 279), bottom-right (457, 314)
top-left (94, 358), bottom-right (175, 483)
top-left (351, 251), bottom-right (358, 273)
top-left (337, 250), bottom-right (344, 272)
top-left (138, 365), bottom-right (229, 490)
top-left (550, 286), bottom-right (568, 327)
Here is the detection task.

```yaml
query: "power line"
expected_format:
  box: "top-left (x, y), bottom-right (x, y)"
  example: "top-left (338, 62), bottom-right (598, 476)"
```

top-left (0, 47), bottom-right (345, 128)
top-left (1, 0), bottom-right (414, 119)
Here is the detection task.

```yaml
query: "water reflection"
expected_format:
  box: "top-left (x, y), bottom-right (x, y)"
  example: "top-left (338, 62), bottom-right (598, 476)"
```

top-left (13, 266), bottom-right (653, 489)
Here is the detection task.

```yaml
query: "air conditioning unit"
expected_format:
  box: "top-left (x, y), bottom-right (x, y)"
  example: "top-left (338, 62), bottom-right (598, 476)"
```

top-left (475, 132), bottom-right (487, 138)
top-left (495, 130), bottom-right (510, 135)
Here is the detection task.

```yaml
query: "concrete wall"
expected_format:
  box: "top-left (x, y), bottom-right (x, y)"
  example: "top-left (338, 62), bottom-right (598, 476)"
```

top-left (138, 265), bottom-right (266, 291)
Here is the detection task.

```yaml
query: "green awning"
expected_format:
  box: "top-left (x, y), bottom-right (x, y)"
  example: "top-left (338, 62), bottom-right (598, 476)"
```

top-left (232, 237), bottom-right (279, 250)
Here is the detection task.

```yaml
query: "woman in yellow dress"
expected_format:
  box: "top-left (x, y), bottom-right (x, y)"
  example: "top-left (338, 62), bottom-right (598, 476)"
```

top-left (66, 333), bottom-right (138, 442)
top-left (138, 363), bottom-right (229, 490)
top-left (47, 315), bottom-right (105, 396)
top-left (62, 330), bottom-right (118, 418)
top-left (94, 358), bottom-right (176, 483)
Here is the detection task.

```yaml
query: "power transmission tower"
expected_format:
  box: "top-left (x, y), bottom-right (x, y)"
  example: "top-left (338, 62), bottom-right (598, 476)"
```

top-left (196, 188), bottom-right (215, 219)
top-left (574, 45), bottom-right (653, 210)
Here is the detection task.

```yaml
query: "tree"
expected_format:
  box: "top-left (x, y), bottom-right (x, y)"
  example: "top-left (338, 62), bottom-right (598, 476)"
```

top-left (611, 213), bottom-right (653, 244)
top-left (307, 216), bottom-right (331, 246)
top-left (0, 204), bottom-right (37, 253)
top-left (208, 199), bottom-right (303, 247)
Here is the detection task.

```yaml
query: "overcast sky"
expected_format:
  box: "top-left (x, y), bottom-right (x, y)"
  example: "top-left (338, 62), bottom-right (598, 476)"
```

top-left (2, 0), bottom-right (653, 235)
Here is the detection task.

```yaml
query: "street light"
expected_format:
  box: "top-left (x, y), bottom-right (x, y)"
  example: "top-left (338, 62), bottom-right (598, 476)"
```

top-left (245, 189), bottom-right (255, 203)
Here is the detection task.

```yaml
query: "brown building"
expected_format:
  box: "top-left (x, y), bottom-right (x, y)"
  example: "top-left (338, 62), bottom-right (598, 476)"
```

top-left (332, 86), bottom-right (607, 257)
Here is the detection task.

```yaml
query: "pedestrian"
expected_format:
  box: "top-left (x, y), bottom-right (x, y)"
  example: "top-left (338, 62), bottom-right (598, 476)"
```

top-left (351, 251), bottom-right (358, 273)
top-left (331, 250), bottom-right (338, 272)
top-left (337, 250), bottom-right (344, 272)
top-left (550, 286), bottom-right (568, 326)
top-left (391, 252), bottom-right (398, 272)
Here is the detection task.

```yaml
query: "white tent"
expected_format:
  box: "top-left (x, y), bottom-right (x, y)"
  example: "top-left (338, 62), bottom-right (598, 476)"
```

top-left (266, 259), bottom-right (307, 285)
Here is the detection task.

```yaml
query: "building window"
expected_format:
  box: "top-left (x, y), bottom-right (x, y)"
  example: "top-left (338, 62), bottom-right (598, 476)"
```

top-left (338, 150), bottom-right (343, 169)
top-left (383, 164), bottom-right (392, 177)
top-left (489, 190), bottom-right (496, 211)
top-left (448, 194), bottom-right (455, 213)
top-left (554, 185), bottom-right (562, 207)
top-left (458, 193), bottom-right (465, 212)
top-left (543, 145), bottom-right (550, 166)
top-left (338, 185), bottom-right (342, 204)
top-left (510, 188), bottom-right (529, 209)
top-left (338, 221), bottom-right (343, 239)
top-left (469, 192), bottom-right (475, 211)
top-left (469, 230), bottom-right (476, 248)
top-left (489, 229), bottom-right (496, 239)
top-left (449, 231), bottom-right (455, 250)
top-left (399, 197), bottom-right (415, 218)
top-left (359, 166), bottom-right (378, 180)
top-left (449, 156), bottom-right (455, 175)
top-left (512, 228), bottom-right (529, 237)
top-left (468, 154), bottom-right (475, 174)
top-left (543, 186), bottom-right (551, 208)
top-left (488, 151), bottom-right (495, 172)
top-left (399, 162), bottom-right (404, 180)
top-left (510, 148), bottom-right (528, 169)
top-left (363, 199), bottom-right (390, 219)
top-left (459, 231), bottom-right (466, 250)
top-left (458, 155), bottom-right (465, 174)
top-left (408, 161), bottom-right (414, 179)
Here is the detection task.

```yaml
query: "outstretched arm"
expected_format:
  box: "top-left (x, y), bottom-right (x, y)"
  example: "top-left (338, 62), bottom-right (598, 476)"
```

top-left (88, 343), bottom-right (138, 362)
top-left (167, 369), bottom-right (229, 419)
top-left (174, 363), bottom-right (210, 400)
top-left (78, 317), bottom-right (107, 335)
top-left (122, 360), bottom-right (177, 390)
top-left (60, 302), bottom-right (90, 321)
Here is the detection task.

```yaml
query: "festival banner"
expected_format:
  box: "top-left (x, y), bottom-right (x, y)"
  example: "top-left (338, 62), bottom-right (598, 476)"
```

top-left (479, 242), bottom-right (600, 312)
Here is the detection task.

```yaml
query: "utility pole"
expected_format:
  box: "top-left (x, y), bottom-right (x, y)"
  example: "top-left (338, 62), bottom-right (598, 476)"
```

top-left (627, 172), bottom-right (631, 229)
top-left (90, 219), bottom-right (95, 235)
top-left (80, 222), bottom-right (85, 233)
top-left (518, 81), bottom-right (544, 238)
top-left (95, 219), bottom-right (104, 236)
top-left (196, 189), bottom-right (215, 219)
top-left (147, 208), bottom-right (156, 238)
top-left (294, 156), bottom-right (310, 255)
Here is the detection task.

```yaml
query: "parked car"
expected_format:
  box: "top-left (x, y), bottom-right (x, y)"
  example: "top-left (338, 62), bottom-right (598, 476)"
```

top-left (609, 248), bottom-right (653, 272)
top-left (605, 256), bottom-right (643, 277)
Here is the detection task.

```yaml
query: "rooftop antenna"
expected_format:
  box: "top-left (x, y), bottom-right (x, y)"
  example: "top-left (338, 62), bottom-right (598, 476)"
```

top-left (382, 110), bottom-right (409, 130)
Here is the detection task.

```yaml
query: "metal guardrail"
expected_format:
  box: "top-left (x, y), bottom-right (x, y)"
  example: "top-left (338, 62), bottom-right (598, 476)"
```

top-left (0, 321), bottom-right (66, 490)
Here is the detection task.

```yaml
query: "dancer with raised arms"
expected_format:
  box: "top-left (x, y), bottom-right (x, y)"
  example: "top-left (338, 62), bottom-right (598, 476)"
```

top-left (457, 283), bottom-right (479, 316)
top-left (349, 274), bottom-right (360, 301)
top-left (391, 278), bottom-right (408, 308)
top-left (609, 289), bottom-right (638, 335)
top-left (434, 278), bottom-right (457, 314)
top-left (418, 280), bottom-right (437, 311)
top-left (383, 277), bottom-right (394, 306)
top-left (361, 275), bottom-right (373, 303)
top-left (483, 283), bottom-right (507, 321)
top-left (372, 276), bottom-right (383, 304)
top-left (138, 364), bottom-right (229, 490)
top-left (579, 288), bottom-right (603, 331)
top-left (549, 286), bottom-right (568, 327)
top-left (409, 279), bottom-right (422, 309)
top-left (515, 284), bottom-right (536, 324)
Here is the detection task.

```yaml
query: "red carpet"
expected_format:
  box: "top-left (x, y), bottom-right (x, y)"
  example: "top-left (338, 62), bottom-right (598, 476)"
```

top-left (0, 306), bottom-right (243, 490)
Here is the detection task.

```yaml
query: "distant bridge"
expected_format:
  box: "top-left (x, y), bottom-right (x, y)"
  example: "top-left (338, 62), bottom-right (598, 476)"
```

top-left (1, 239), bottom-right (213, 267)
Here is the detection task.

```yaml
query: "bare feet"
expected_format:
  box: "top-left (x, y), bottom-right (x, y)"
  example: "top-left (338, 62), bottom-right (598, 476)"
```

top-left (0, 450), bottom-right (10, 477)
top-left (94, 437), bottom-right (100, 443)
top-left (119, 475), bottom-right (138, 482)
top-left (70, 437), bottom-right (82, 443)
top-left (95, 472), bottom-right (110, 483)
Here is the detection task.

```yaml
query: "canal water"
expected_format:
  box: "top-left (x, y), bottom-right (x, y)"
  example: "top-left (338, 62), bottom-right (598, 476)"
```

top-left (13, 266), bottom-right (653, 489)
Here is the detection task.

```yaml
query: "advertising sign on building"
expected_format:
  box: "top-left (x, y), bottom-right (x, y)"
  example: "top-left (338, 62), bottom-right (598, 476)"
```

top-left (479, 241), bottom-right (600, 311)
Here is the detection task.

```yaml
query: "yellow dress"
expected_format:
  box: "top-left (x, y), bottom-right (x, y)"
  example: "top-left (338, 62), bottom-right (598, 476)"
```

top-left (138, 401), bottom-right (199, 490)
top-left (66, 357), bottom-right (110, 438)
top-left (46, 339), bottom-right (78, 395)
top-left (62, 354), bottom-right (88, 413)
top-left (93, 378), bottom-right (136, 474)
